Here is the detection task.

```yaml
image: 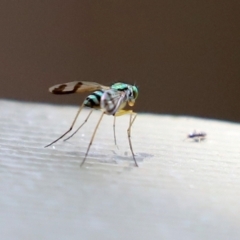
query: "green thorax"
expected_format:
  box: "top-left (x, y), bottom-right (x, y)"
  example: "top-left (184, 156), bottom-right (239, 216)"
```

top-left (111, 82), bottom-right (138, 100)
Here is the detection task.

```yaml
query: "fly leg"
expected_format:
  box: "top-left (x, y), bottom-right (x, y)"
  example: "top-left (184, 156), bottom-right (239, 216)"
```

top-left (64, 110), bottom-right (93, 142)
top-left (45, 104), bottom-right (84, 148)
top-left (80, 112), bottom-right (105, 167)
top-left (115, 110), bottom-right (138, 167)
top-left (113, 116), bottom-right (119, 149)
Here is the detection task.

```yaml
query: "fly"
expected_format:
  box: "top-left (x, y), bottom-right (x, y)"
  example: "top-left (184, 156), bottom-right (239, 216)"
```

top-left (45, 81), bottom-right (139, 167)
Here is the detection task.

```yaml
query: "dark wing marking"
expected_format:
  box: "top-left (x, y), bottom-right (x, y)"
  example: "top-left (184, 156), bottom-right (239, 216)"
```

top-left (100, 89), bottom-right (127, 115)
top-left (49, 81), bottom-right (109, 95)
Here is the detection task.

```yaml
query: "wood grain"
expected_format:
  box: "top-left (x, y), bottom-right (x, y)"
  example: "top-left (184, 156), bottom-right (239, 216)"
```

top-left (1, 100), bottom-right (240, 240)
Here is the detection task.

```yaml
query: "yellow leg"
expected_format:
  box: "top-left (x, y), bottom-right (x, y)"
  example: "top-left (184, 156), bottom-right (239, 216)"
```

top-left (127, 113), bottom-right (138, 167)
top-left (113, 116), bottom-right (119, 148)
top-left (64, 110), bottom-right (93, 142)
top-left (45, 104), bottom-right (85, 148)
top-left (80, 112), bottom-right (105, 167)
top-left (115, 110), bottom-right (138, 167)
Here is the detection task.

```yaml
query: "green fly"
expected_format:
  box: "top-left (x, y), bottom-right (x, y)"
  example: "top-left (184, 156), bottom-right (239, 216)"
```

top-left (45, 81), bottom-right (139, 167)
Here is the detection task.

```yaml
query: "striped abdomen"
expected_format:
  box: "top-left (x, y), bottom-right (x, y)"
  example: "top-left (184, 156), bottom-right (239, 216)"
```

top-left (84, 90), bottom-right (103, 109)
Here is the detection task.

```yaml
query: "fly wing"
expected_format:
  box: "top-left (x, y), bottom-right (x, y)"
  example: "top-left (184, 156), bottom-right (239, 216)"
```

top-left (49, 81), bottom-right (110, 94)
top-left (100, 89), bottom-right (127, 115)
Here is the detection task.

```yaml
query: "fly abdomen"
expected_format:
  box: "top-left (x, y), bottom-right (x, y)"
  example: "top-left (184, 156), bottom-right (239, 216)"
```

top-left (84, 90), bottom-right (103, 109)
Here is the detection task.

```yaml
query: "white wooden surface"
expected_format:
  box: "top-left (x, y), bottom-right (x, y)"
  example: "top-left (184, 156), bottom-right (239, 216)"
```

top-left (1, 100), bottom-right (240, 240)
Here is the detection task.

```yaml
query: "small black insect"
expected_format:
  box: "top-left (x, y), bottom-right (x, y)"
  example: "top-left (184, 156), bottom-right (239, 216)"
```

top-left (186, 130), bottom-right (207, 142)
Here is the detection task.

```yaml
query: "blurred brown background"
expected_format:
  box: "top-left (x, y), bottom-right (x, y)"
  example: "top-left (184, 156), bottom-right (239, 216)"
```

top-left (0, 1), bottom-right (239, 121)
